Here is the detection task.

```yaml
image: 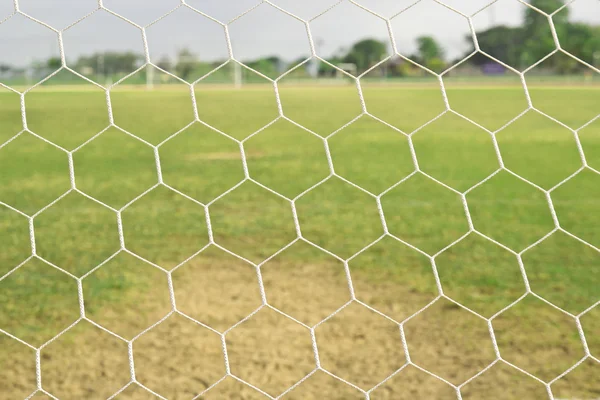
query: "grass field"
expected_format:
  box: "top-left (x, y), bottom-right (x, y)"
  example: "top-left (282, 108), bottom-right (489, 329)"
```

top-left (1, 78), bottom-right (600, 399)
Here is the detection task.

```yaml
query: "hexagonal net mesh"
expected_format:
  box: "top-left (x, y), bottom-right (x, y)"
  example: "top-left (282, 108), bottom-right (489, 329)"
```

top-left (0, 0), bottom-right (599, 399)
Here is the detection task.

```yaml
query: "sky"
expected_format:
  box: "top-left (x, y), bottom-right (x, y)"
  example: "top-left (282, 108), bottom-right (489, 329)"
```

top-left (0, 0), bottom-right (598, 68)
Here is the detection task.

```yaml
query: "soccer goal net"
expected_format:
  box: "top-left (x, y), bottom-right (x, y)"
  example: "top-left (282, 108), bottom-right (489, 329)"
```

top-left (0, 0), bottom-right (599, 399)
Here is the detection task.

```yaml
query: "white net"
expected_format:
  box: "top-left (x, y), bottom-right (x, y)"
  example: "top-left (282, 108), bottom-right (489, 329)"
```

top-left (0, 0), bottom-right (599, 399)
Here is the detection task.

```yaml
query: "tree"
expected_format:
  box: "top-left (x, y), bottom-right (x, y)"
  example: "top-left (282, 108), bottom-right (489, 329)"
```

top-left (417, 36), bottom-right (443, 62)
top-left (290, 56), bottom-right (309, 69)
top-left (415, 36), bottom-right (445, 72)
top-left (318, 56), bottom-right (343, 77)
top-left (343, 38), bottom-right (388, 73)
top-left (553, 53), bottom-right (579, 74)
top-left (527, 0), bottom-right (567, 15)
top-left (31, 61), bottom-right (47, 77)
top-left (563, 23), bottom-right (600, 66)
top-left (583, 27), bottom-right (600, 67)
top-left (523, 0), bottom-right (568, 64)
top-left (245, 56), bottom-right (282, 79)
top-left (156, 56), bottom-right (172, 72)
top-left (466, 26), bottom-right (524, 67)
top-left (47, 57), bottom-right (62, 70)
top-left (75, 52), bottom-right (143, 75)
top-left (464, 0), bottom-right (575, 70)
top-left (104, 52), bottom-right (142, 74)
top-left (286, 56), bottom-right (312, 78)
top-left (175, 49), bottom-right (198, 81)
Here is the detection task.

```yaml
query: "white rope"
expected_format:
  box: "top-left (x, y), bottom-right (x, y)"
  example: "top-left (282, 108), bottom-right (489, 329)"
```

top-left (0, 0), bottom-right (598, 399)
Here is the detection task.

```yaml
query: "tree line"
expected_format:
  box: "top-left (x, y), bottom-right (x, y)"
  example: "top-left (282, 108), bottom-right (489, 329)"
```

top-left (1, 0), bottom-right (596, 82)
top-left (259, 0), bottom-right (598, 77)
top-left (467, 0), bottom-right (599, 72)
top-left (334, 0), bottom-right (599, 75)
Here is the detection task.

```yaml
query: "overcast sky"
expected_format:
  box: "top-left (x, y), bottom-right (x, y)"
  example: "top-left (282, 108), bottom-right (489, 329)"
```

top-left (0, 0), bottom-right (598, 68)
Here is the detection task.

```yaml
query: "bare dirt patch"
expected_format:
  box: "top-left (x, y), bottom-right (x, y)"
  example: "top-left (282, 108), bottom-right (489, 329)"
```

top-left (1, 253), bottom-right (598, 399)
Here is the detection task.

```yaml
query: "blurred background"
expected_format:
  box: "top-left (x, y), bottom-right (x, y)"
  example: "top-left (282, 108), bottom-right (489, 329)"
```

top-left (0, 0), bottom-right (598, 87)
top-left (1, 1), bottom-right (600, 399)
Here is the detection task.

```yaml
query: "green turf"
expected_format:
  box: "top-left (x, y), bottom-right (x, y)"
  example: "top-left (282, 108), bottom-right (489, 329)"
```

top-left (1, 83), bottom-right (599, 389)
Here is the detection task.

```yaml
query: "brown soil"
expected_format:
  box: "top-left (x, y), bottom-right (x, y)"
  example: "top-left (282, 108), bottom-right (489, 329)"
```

top-left (1, 252), bottom-right (598, 400)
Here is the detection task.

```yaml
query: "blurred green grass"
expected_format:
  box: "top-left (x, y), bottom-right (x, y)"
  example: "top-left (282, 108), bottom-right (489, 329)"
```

top-left (1, 82), bottom-right (599, 394)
